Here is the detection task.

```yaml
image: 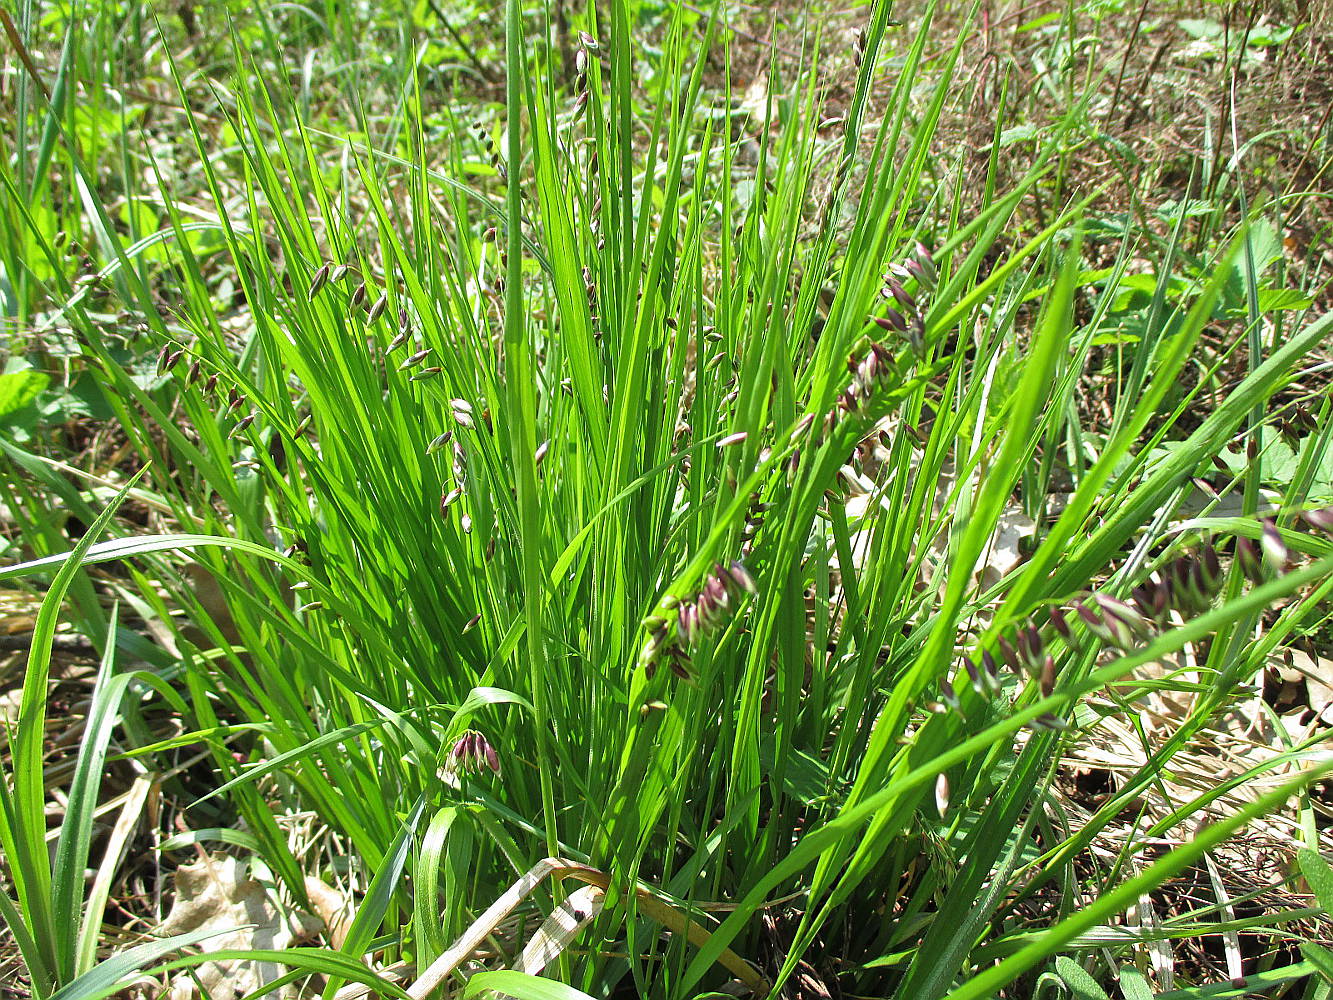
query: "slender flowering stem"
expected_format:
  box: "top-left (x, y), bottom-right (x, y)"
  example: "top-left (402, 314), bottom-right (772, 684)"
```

top-left (505, 0), bottom-right (558, 860)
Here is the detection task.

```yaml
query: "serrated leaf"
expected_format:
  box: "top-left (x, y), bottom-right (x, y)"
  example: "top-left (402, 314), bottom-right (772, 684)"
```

top-left (1257, 287), bottom-right (1313, 312)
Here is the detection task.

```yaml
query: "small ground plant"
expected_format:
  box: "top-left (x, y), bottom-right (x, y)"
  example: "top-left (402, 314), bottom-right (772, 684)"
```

top-left (2, 1), bottom-right (1332, 998)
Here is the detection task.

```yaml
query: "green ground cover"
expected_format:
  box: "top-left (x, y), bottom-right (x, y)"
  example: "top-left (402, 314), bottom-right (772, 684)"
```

top-left (2, 1), bottom-right (1332, 998)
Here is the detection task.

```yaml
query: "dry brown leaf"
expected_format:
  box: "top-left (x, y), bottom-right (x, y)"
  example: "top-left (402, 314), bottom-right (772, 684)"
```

top-left (513, 884), bottom-right (604, 976)
top-left (1280, 649), bottom-right (1333, 723)
top-left (303, 876), bottom-right (351, 950)
top-left (155, 854), bottom-right (322, 1000)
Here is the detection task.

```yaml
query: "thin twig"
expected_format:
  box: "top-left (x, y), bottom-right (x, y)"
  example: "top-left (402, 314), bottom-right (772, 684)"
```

top-left (0, 8), bottom-right (50, 103)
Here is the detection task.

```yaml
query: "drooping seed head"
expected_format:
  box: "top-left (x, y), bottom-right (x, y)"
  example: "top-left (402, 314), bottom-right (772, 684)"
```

top-left (1150, 573), bottom-right (1177, 616)
top-left (903, 258), bottom-right (929, 287)
top-left (1131, 585), bottom-right (1159, 622)
top-left (875, 309), bottom-right (907, 334)
top-left (667, 654), bottom-right (693, 680)
top-left (1184, 558), bottom-right (1213, 612)
top-left (1040, 653), bottom-right (1057, 698)
top-left (1165, 557), bottom-right (1199, 611)
top-left (410, 367), bottom-right (443, 382)
top-left (695, 593), bottom-right (718, 631)
top-left (368, 292), bottom-right (389, 324)
top-left (308, 263), bottom-right (331, 300)
top-left (330, 264), bottom-right (350, 283)
top-left (884, 277), bottom-right (917, 314)
top-left (907, 316), bottom-right (925, 351)
top-left (996, 634), bottom-right (1022, 674)
top-left (398, 348), bottom-right (433, 371)
top-left (707, 569), bottom-right (731, 604)
top-left (1048, 606), bottom-right (1072, 640)
top-left (638, 633), bottom-right (662, 674)
top-left (1259, 519), bottom-right (1288, 572)
top-left (1200, 543), bottom-right (1223, 591)
top-left (1150, 577), bottom-right (1173, 617)
top-left (727, 560), bottom-right (757, 595)
top-left (427, 431), bottom-right (452, 455)
top-left (1094, 593), bottom-right (1146, 632)
top-left (676, 603), bottom-right (694, 644)
top-left (482, 738), bottom-right (500, 775)
top-left (1091, 593), bottom-right (1144, 649)
top-left (913, 241), bottom-right (937, 286)
top-left (1236, 535), bottom-right (1264, 584)
top-left (350, 283), bottom-right (367, 309)
top-left (1075, 601), bottom-right (1114, 646)
top-left (387, 329), bottom-right (411, 353)
top-left (1300, 507), bottom-right (1333, 533)
top-left (981, 649), bottom-right (999, 682)
top-left (1020, 625), bottom-right (1045, 671)
top-left (963, 656), bottom-right (984, 693)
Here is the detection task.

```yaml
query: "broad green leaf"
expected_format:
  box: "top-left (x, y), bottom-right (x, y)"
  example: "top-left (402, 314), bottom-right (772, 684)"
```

top-left (1056, 956), bottom-right (1111, 1000)
top-left (462, 970), bottom-right (599, 1000)
top-left (0, 369), bottom-right (48, 420)
top-left (1116, 966), bottom-right (1153, 1000)
top-left (1299, 848), bottom-right (1333, 914)
top-left (1306, 944), bottom-right (1333, 984)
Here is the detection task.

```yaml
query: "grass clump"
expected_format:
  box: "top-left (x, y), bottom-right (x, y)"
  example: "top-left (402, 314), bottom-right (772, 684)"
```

top-left (2, 1), bottom-right (1332, 998)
